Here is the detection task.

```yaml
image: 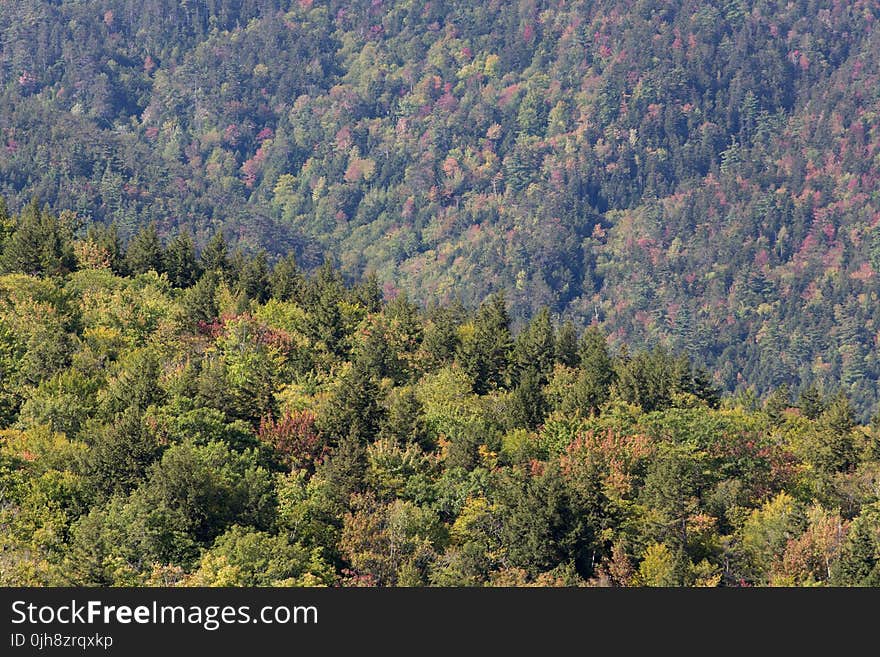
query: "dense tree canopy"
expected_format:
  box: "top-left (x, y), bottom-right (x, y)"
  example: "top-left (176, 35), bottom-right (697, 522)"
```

top-left (2, 1), bottom-right (880, 417)
top-left (1, 213), bottom-right (879, 587)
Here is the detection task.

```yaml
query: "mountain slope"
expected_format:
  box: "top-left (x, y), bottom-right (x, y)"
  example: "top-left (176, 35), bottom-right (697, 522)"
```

top-left (2, 0), bottom-right (880, 414)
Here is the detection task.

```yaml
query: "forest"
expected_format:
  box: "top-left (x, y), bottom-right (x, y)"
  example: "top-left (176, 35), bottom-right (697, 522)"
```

top-left (3, 1), bottom-right (880, 417)
top-left (0, 201), bottom-right (878, 587)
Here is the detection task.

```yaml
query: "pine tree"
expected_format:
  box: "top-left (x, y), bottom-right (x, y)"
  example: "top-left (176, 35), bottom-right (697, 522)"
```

top-left (764, 384), bottom-right (791, 423)
top-left (822, 391), bottom-right (856, 435)
top-left (798, 385), bottom-right (826, 420)
top-left (555, 320), bottom-right (579, 368)
top-left (459, 291), bottom-right (513, 394)
top-left (509, 367), bottom-right (548, 430)
top-left (164, 230), bottom-right (200, 288)
top-left (236, 250), bottom-right (270, 303)
top-left (614, 348), bottom-right (696, 413)
top-left (419, 303), bottom-right (464, 372)
top-left (498, 461), bottom-right (596, 577)
top-left (83, 407), bottom-right (161, 499)
top-left (0, 195), bottom-right (9, 236)
top-left (689, 366), bottom-right (722, 409)
top-left (1, 199), bottom-right (76, 276)
top-left (318, 433), bottom-right (367, 509)
top-left (308, 266), bottom-right (346, 358)
top-left (831, 507), bottom-right (880, 586)
top-left (125, 222), bottom-right (164, 275)
top-left (200, 231), bottom-right (230, 277)
top-left (356, 316), bottom-right (397, 382)
top-left (350, 271), bottom-right (383, 313)
top-left (182, 273), bottom-right (219, 328)
top-left (565, 326), bottom-right (615, 414)
top-left (385, 291), bottom-right (423, 355)
top-left (269, 253), bottom-right (304, 302)
top-left (512, 307), bottom-right (556, 386)
top-left (379, 386), bottom-right (432, 449)
top-left (320, 360), bottom-right (385, 444)
top-left (85, 222), bottom-right (125, 275)
top-left (811, 391), bottom-right (858, 474)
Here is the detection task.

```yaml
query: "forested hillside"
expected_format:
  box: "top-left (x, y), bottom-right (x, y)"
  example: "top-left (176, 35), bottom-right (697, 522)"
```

top-left (1, 207), bottom-right (879, 587)
top-left (2, 1), bottom-right (880, 415)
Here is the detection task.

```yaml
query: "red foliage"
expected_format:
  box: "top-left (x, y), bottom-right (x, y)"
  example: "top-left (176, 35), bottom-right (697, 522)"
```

top-left (258, 410), bottom-right (326, 470)
top-left (223, 124), bottom-right (241, 146)
top-left (339, 569), bottom-right (377, 587)
top-left (196, 317), bottom-right (224, 337)
top-left (18, 71), bottom-right (37, 88)
top-left (335, 126), bottom-right (352, 150)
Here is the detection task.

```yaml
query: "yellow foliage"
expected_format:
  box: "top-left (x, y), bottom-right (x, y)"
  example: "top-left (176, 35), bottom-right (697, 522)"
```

top-left (637, 543), bottom-right (679, 587)
top-left (477, 444), bottom-right (498, 469)
top-left (0, 426), bottom-right (87, 472)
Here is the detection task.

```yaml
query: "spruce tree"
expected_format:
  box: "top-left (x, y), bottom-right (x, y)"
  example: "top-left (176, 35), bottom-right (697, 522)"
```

top-left (85, 222), bottom-right (125, 275)
top-left (350, 271), bottom-right (383, 313)
top-left (0, 196), bottom-right (15, 255)
top-left (798, 385), bottom-right (826, 420)
top-left (125, 222), bottom-right (164, 275)
top-left (182, 273), bottom-right (219, 327)
top-left (164, 230), bottom-right (200, 288)
top-left (459, 291), bottom-right (513, 394)
top-left (236, 250), bottom-right (270, 303)
top-left (200, 231), bottom-right (230, 278)
top-left (269, 253), bottom-right (304, 302)
top-left (831, 508), bottom-right (880, 586)
top-left (510, 367), bottom-right (548, 430)
top-left (379, 386), bottom-right (432, 449)
top-left (419, 303), bottom-right (463, 371)
top-left (763, 384), bottom-right (791, 423)
top-left (565, 326), bottom-right (615, 414)
top-left (555, 320), bottom-right (579, 368)
top-left (1, 199), bottom-right (76, 276)
top-left (320, 360), bottom-right (385, 444)
top-left (512, 307), bottom-right (556, 386)
top-left (385, 291), bottom-right (423, 355)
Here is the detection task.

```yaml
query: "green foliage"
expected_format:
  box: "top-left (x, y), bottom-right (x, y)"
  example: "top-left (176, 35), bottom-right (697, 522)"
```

top-left (187, 525), bottom-right (334, 586)
top-left (82, 223), bottom-right (125, 275)
top-left (319, 361), bottom-right (385, 444)
top-left (458, 292), bottom-right (513, 394)
top-left (831, 503), bottom-right (880, 586)
top-left (737, 492), bottom-right (805, 585)
top-left (379, 386), bottom-right (432, 450)
top-left (200, 232), bottom-right (230, 278)
top-left (2, 1), bottom-right (880, 421)
top-left (567, 326), bottom-right (616, 415)
top-left (497, 462), bottom-right (598, 578)
top-left (419, 304), bottom-right (464, 372)
top-left (555, 321), bottom-right (579, 368)
top-left (270, 254), bottom-right (304, 303)
top-left (637, 543), bottom-right (682, 587)
top-left (509, 369), bottom-right (548, 430)
top-left (164, 231), bottom-right (200, 288)
top-left (180, 273), bottom-right (219, 328)
top-left (1, 200), bottom-right (76, 277)
top-left (0, 222), bottom-right (878, 587)
top-left (234, 250), bottom-right (270, 303)
top-left (81, 408), bottom-right (161, 499)
top-left (340, 493), bottom-right (445, 586)
top-left (125, 222), bottom-right (164, 275)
